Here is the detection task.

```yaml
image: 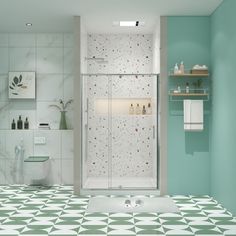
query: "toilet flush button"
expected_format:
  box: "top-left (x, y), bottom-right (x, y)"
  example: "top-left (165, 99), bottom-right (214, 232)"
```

top-left (34, 137), bottom-right (46, 145)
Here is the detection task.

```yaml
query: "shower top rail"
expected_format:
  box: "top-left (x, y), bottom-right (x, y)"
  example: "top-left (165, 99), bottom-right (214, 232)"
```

top-left (81, 73), bottom-right (159, 76)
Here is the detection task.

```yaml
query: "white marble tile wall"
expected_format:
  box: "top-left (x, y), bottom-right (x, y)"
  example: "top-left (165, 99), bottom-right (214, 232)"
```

top-left (0, 33), bottom-right (74, 185)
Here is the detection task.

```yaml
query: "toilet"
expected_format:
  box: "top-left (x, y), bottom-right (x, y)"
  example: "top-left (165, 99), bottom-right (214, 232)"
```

top-left (24, 156), bottom-right (50, 185)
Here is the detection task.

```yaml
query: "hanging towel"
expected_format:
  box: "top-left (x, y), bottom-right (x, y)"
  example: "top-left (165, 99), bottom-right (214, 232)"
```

top-left (184, 100), bottom-right (203, 131)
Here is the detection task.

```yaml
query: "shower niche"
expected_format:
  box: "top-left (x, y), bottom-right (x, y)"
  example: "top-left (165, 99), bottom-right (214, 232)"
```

top-left (82, 74), bottom-right (158, 190)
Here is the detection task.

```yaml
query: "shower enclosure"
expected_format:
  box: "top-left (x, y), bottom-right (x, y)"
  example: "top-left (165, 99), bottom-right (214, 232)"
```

top-left (81, 74), bottom-right (158, 190)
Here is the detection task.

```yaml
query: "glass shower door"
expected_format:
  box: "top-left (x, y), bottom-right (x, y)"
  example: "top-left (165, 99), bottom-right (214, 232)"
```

top-left (110, 75), bottom-right (158, 189)
top-left (82, 75), bottom-right (110, 189)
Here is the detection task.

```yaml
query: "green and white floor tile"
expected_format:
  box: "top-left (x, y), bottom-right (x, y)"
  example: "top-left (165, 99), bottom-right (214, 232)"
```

top-left (0, 185), bottom-right (236, 235)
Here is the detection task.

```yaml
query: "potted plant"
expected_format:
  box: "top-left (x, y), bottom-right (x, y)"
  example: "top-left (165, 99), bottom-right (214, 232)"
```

top-left (49, 99), bottom-right (73, 129)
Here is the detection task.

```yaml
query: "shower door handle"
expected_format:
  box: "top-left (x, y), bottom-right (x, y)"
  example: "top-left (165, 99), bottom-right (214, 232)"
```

top-left (153, 125), bottom-right (155, 139)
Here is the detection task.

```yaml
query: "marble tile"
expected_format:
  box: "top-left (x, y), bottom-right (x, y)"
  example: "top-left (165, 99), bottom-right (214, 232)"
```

top-left (9, 109), bottom-right (36, 130)
top-left (63, 74), bottom-right (74, 100)
top-left (36, 101), bottom-right (60, 129)
top-left (37, 74), bottom-right (63, 101)
top-left (5, 159), bottom-right (15, 184)
top-left (0, 158), bottom-right (6, 184)
top-left (0, 101), bottom-right (9, 129)
top-left (61, 159), bottom-right (73, 185)
top-left (0, 47), bottom-right (9, 73)
top-left (0, 74), bottom-right (8, 102)
top-left (0, 130), bottom-right (6, 154)
top-left (5, 130), bottom-right (34, 159)
top-left (0, 33), bottom-right (8, 47)
top-left (46, 158), bottom-right (61, 185)
top-left (37, 33), bottom-right (63, 47)
top-left (36, 47), bottom-right (63, 73)
top-left (63, 47), bottom-right (73, 74)
top-left (63, 33), bottom-right (74, 47)
top-left (8, 100), bottom-right (36, 129)
top-left (33, 130), bottom-right (61, 159)
top-left (9, 47), bottom-right (36, 71)
top-left (9, 33), bottom-right (36, 47)
top-left (61, 130), bottom-right (73, 159)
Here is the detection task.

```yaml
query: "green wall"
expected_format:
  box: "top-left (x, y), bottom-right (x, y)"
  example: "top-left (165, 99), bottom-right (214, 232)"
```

top-left (167, 17), bottom-right (211, 195)
top-left (211, 0), bottom-right (236, 214)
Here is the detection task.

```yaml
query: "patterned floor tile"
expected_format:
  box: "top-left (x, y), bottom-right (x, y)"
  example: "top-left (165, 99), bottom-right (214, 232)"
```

top-left (0, 186), bottom-right (236, 235)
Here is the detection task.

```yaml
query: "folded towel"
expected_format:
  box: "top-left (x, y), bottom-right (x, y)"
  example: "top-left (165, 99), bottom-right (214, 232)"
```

top-left (184, 100), bottom-right (203, 131)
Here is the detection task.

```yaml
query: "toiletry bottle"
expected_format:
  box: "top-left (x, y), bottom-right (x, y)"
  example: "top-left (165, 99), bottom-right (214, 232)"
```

top-left (129, 103), bottom-right (134, 115)
top-left (135, 103), bottom-right (141, 115)
top-left (186, 82), bottom-right (190, 93)
top-left (24, 117), bottom-right (29, 129)
top-left (142, 105), bottom-right (146, 115)
top-left (17, 115), bottom-right (23, 129)
top-left (174, 63), bottom-right (179, 74)
top-left (11, 119), bottom-right (16, 130)
top-left (147, 103), bottom-right (152, 115)
top-left (177, 85), bottom-right (181, 93)
top-left (180, 61), bottom-right (184, 74)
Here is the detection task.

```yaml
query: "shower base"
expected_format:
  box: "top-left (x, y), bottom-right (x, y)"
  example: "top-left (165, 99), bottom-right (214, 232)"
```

top-left (83, 177), bottom-right (157, 189)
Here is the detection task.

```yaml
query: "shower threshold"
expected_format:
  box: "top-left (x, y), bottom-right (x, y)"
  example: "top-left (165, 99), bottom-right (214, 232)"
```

top-left (82, 177), bottom-right (159, 195)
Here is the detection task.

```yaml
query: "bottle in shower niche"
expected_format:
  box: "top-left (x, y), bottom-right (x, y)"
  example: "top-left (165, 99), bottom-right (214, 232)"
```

top-left (129, 103), bottom-right (134, 115)
top-left (17, 116), bottom-right (23, 129)
top-left (135, 103), bottom-right (141, 115)
top-left (24, 117), bottom-right (29, 129)
top-left (142, 105), bottom-right (146, 115)
top-left (147, 103), bottom-right (152, 115)
top-left (11, 119), bottom-right (16, 129)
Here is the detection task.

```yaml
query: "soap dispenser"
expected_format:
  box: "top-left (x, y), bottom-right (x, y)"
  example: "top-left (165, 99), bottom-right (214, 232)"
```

top-left (11, 119), bottom-right (16, 130)
top-left (17, 116), bottom-right (23, 129)
top-left (180, 61), bottom-right (185, 74)
top-left (174, 63), bottom-right (179, 74)
top-left (24, 117), bottom-right (29, 129)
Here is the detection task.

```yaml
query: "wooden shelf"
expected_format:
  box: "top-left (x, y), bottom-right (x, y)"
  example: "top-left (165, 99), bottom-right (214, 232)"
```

top-left (169, 73), bottom-right (209, 77)
top-left (170, 93), bottom-right (208, 96)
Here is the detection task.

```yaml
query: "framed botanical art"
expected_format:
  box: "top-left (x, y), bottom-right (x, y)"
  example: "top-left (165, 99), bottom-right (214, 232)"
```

top-left (9, 72), bottom-right (36, 99)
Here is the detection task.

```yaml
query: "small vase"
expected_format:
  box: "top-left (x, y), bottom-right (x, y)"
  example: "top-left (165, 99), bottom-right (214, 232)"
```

top-left (59, 111), bottom-right (67, 130)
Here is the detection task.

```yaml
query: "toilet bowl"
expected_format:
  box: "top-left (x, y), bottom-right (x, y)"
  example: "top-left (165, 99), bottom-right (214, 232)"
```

top-left (24, 156), bottom-right (49, 184)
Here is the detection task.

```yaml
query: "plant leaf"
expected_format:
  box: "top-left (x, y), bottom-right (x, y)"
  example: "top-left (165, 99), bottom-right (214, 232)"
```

top-left (12, 82), bottom-right (15, 87)
top-left (18, 84), bottom-right (23, 87)
top-left (9, 86), bottom-right (14, 90)
top-left (13, 93), bottom-right (18, 95)
top-left (13, 76), bottom-right (19, 85)
top-left (19, 75), bottom-right (22, 83)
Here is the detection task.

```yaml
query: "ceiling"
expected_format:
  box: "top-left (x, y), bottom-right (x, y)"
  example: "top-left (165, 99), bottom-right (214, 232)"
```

top-left (0, 0), bottom-right (223, 33)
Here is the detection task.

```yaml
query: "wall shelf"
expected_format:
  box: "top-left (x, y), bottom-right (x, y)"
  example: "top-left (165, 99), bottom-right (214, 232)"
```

top-left (169, 73), bottom-right (209, 77)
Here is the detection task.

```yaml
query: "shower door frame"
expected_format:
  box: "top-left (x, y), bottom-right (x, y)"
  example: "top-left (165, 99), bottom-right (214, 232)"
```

top-left (80, 73), bottom-right (160, 193)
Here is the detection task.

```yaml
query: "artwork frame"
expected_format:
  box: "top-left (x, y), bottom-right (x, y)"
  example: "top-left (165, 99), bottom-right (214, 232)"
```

top-left (9, 72), bottom-right (36, 99)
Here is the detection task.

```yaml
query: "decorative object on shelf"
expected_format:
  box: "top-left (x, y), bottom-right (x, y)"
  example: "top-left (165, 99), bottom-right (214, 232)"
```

top-left (129, 103), bottom-right (134, 115)
top-left (8, 72), bottom-right (35, 99)
top-left (147, 103), bottom-right (152, 115)
top-left (135, 103), bottom-right (141, 115)
top-left (24, 117), bottom-right (29, 129)
top-left (142, 105), bottom-right (146, 115)
top-left (193, 79), bottom-right (203, 93)
top-left (186, 83), bottom-right (190, 93)
top-left (174, 63), bottom-right (179, 74)
top-left (17, 115), bottom-right (23, 129)
top-left (49, 99), bottom-right (73, 130)
top-left (11, 119), bottom-right (16, 130)
top-left (180, 61), bottom-right (185, 74)
top-left (38, 123), bottom-right (50, 130)
top-left (191, 65), bottom-right (208, 74)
